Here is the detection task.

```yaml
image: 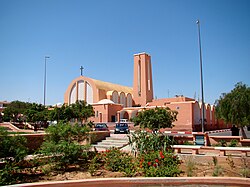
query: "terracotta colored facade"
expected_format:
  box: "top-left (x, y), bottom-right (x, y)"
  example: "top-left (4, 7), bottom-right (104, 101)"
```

top-left (64, 52), bottom-right (228, 131)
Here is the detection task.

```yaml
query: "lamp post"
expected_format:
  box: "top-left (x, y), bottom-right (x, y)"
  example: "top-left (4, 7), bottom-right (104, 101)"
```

top-left (43, 56), bottom-right (50, 106)
top-left (196, 19), bottom-right (205, 133)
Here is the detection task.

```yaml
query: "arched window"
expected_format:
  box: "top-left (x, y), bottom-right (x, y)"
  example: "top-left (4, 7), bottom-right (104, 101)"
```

top-left (126, 93), bottom-right (132, 107)
top-left (112, 91), bottom-right (119, 103)
top-left (69, 83), bottom-right (76, 104)
top-left (86, 82), bottom-right (93, 103)
top-left (78, 80), bottom-right (84, 101)
top-left (120, 92), bottom-right (126, 106)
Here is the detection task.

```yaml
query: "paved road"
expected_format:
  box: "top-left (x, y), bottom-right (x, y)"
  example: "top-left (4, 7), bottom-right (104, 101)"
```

top-left (208, 127), bottom-right (250, 138)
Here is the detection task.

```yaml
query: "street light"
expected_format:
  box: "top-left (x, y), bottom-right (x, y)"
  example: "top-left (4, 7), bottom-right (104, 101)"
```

top-left (43, 56), bottom-right (50, 106)
top-left (196, 19), bottom-right (205, 133)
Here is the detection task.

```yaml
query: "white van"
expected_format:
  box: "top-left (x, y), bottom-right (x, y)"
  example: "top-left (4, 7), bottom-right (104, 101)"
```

top-left (119, 119), bottom-right (128, 123)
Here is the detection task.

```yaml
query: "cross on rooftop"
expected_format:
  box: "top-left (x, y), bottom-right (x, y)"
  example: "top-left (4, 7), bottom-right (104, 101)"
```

top-left (80, 66), bottom-right (84, 76)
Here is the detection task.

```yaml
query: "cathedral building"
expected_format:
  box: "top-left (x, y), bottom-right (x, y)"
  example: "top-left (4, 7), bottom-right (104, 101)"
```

top-left (64, 52), bottom-right (228, 131)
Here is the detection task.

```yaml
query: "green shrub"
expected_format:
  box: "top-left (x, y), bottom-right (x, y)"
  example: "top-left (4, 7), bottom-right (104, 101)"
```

top-left (39, 122), bottom-right (91, 170)
top-left (240, 157), bottom-right (250, 178)
top-left (139, 150), bottom-right (181, 177)
top-left (229, 139), bottom-right (238, 147)
top-left (0, 127), bottom-right (28, 162)
top-left (89, 148), bottom-right (137, 177)
top-left (128, 131), bottom-right (174, 154)
top-left (0, 127), bottom-right (28, 185)
top-left (0, 163), bottom-right (20, 185)
top-left (44, 122), bottom-right (90, 143)
top-left (212, 156), bottom-right (223, 177)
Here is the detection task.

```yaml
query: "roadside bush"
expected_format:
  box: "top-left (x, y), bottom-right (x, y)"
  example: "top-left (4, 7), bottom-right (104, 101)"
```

top-left (89, 148), bottom-right (137, 177)
top-left (139, 150), bottom-right (181, 177)
top-left (0, 127), bottom-right (28, 185)
top-left (128, 131), bottom-right (174, 154)
top-left (0, 127), bottom-right (28, 162)
top-left (229, 139), bottom-right (238, 147)
top-left (39, 122), bottom-right (91, 170)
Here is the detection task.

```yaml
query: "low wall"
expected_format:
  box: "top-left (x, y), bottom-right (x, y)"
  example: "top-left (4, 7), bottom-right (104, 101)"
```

top-left (173, 135), bottom-right (193, 144)
top-left (17, 131), bottom-right (110, 152)
top-left (21, 134), bottom-right (46, 152)
top-left (10, 177), bottom-right (250, 187)
top-left (209, 136), bottom-right (250, 146)
top-left (88, 131), bottom-right (110, 144)
top-left (171, 134), bottom-right (250, 147)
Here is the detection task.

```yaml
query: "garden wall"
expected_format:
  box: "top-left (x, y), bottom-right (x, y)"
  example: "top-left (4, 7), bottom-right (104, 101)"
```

top-left (21, 134), bottom-right (47, 152)
top-left (17, 131), bottom-right (110, 152)
top-left (87, 131), bottom-right (110, 144)
top-left (171, 135), bottom-right (250, 146)
top-left (208, 136), bottom-right (250, 146)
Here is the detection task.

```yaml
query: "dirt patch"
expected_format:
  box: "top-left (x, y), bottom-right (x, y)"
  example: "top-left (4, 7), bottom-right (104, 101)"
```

top-left (23, 155), bottom-right (249, 183)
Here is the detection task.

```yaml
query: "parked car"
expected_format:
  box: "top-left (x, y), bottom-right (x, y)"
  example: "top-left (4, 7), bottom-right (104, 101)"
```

top-left (94, 123), bottom-right (109, 131)
top-left (114, 123), bottom-right (130, 134)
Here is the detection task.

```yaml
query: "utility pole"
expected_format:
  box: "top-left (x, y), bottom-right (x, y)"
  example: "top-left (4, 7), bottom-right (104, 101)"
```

top-left (43, 56), bottom-right (50, 106)
top-left (196, 19), bottom-right (205, 133)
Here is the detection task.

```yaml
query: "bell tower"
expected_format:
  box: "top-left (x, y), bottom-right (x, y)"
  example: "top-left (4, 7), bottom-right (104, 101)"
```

top-left (133, 52), bottom-right (153, 106)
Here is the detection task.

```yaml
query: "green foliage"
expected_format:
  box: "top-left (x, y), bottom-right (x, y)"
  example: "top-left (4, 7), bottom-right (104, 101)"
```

top-left (40, 141), bottom-right (89, 169)
top-left (129, 131), bottom-right (173, 155)
top-left (240, 157), bottom-right (250, 178)
top-left (212, 156), bottom-right (223, 177)
top-left (49, 104), bottom-right (74, 123)
top-left (49, 101), bottom-right (94, 124)
top-left (70, 100), bottom-right (95, 124)
top-left (215, 82), bottom-right (250, 127)
top-left (24, 103), bottom-right (48, 124)
top-left (139, 150), bottom-right (181, 177)
top-left (0, 162), bottom-right (20, 185)
top-left (2, 100), bottom-right (31, 122)
top-left (44, 122), bottom-right (90, 143)
top-left (229, 139), bottom-right (238, 147)
top-left (218, 140), bottom-right (227, 147)
top-left (183, 141), bottom-right (193, 145)
top-left (0, 127), bottom-right (28, 162)
top-left (39, 122), bottom-right (90, 170)
top-left (131, 107), bottom-right (178, 130)
top-left (90, 148), bottom-right (137, 177)
top-left (0, 127), bottom-right (28, 185)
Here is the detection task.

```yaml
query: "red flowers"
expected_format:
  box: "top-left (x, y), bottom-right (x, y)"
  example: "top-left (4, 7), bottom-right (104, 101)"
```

top-left (159, 151), bottom-right (164, 159)
top-left (155, 159), bottom-right (159, 163)
top-left (148, 161), bottom-right (151, 166)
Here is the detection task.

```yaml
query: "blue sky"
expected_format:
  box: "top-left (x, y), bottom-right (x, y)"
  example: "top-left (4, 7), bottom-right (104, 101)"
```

top-left (1, 0), bottom-right (250, 105)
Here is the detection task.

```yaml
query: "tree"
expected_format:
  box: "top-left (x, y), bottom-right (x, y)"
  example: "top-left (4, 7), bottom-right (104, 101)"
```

top-left (24, 103), bottom-right (49, 128)
top-left (215, 82), bottom-right (250, 137)
top-left (39, 122), bottom-right (90, 169)
top-left (0, 127), bottom-right (28, 185)
top-left (131, 107), bottom-right (178, 131)
top-left (70, 100), bottom-right (95, 124)
top-left (2, 101), bottom-right (31, 122)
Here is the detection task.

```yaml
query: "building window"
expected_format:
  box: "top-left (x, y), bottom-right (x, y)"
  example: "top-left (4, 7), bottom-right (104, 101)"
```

top-left (96, 111), bottom-right (99, 117)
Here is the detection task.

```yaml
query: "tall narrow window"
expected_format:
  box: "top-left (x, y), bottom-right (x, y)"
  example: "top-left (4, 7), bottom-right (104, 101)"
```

top-left (78, 80), bottom-right (84, 101)
top-left (69, 83), bottom-right (76, 104)
top-left (138, 60), bottom-right (141, 96)
top-left (148, 61), bottom-right (151, 91)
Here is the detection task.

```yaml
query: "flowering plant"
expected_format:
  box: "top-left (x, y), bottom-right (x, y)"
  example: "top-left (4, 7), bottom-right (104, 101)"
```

top-left (139, 150), bottom-right (181, 177)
